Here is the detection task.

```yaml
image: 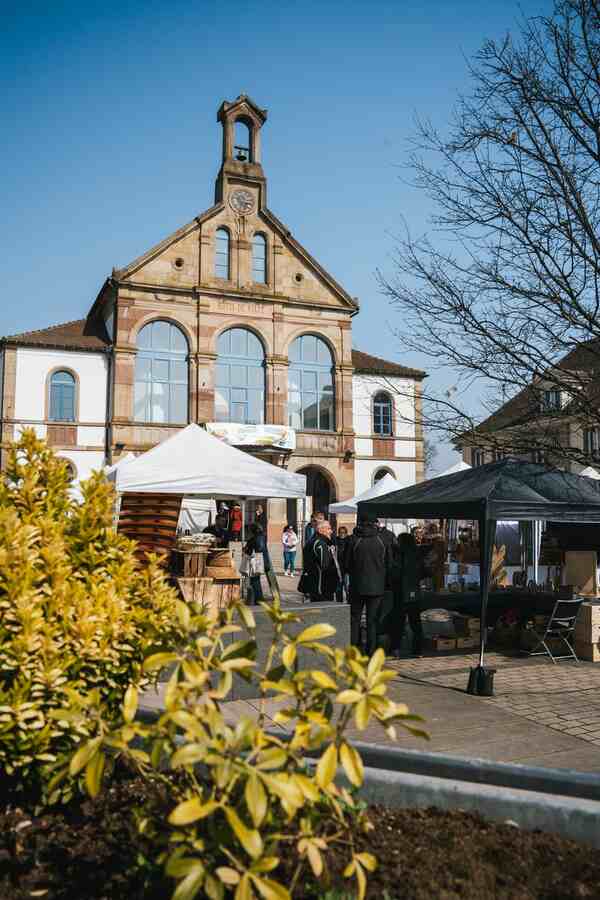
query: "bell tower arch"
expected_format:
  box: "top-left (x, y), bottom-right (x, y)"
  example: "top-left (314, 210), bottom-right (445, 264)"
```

top-left (215, 94), bottom-right (268, 207)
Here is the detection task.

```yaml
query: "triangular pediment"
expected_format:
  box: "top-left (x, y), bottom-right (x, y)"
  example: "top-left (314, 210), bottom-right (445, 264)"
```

top-left (111, 201), bottom-right (358, 312)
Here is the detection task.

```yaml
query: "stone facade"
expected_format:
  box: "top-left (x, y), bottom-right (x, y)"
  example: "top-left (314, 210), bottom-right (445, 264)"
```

top-left (0, 95), bottom-right (425, 541)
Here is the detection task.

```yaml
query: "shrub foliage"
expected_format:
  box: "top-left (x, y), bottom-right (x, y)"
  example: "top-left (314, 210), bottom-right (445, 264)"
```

top-left (0, 430), bottom-right (180, 803)
top-left (67, 593), bottom-right (427, 900)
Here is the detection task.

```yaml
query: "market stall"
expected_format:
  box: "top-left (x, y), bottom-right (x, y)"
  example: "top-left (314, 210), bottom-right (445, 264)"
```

top-left (107, 424), bottom-right (306, 612)
top-left (359, 459), bottom-right (600, 694)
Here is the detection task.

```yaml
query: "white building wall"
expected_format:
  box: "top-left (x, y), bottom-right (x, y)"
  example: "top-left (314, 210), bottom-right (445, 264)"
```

top-left (351, 373), bottom-right (418, 496)
top-left (14, 348), bottom-right (108, 426)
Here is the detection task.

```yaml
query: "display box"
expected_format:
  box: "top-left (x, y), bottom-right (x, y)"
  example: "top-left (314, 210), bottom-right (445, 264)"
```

top-left (456, 636), bottom-right (479, 649)
top-left (577, 602), bottom-right (600, 626)
top-left (430, 637), bottom-right (457, 651)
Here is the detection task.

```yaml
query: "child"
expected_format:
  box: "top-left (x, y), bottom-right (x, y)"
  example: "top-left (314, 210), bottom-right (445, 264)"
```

top-left (282, 524), bottom-right (299, 576)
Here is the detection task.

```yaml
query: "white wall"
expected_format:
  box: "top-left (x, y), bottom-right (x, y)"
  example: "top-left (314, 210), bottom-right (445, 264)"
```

top-left (14, 347), bottom-right (108, 425)
top-left (351, 373), bottom-right (418, 495)
top-left (354, 458), bottom-right (417, 496)
top-left (352, 374), bottom-right (416, 439)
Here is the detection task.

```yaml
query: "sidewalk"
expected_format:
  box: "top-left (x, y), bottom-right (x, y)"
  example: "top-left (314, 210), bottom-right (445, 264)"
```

top-left (140, 646), bottom-right (600, 773)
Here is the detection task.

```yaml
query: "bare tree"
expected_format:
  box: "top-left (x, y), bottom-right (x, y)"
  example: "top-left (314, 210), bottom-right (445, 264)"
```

top-left (423, 434), bottom-right (439, 475)
top-left (381, 0), bottom-right (600, 466)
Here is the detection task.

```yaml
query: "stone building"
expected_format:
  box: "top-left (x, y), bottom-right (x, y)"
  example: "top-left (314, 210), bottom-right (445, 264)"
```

top-left (0, 95), bottom-right (425, 539)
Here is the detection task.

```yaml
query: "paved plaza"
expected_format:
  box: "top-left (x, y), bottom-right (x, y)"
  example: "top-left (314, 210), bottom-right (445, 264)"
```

top-left (140, 575), bottom-right (600, 774)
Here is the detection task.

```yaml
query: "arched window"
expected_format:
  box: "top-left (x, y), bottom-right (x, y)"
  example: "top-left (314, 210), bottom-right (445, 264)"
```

top-left (373, 467), bottom-right (393, 484)
top-left (134, 320), bottom-right (188, 424)
top-left (252, 233), bottom-right (267, 284)
top-left (215, 228), bottom-right (230, 279)
top-left (215, 327), bottom-right (265, 424)
top-left (373, 392), bottom-right (393, 436)
top-left (288, 334), bottom-right (335, 431)
top-left (234, 120), bottom-right (252, 162)
top-left (49, 370), bottom-right (76, 422)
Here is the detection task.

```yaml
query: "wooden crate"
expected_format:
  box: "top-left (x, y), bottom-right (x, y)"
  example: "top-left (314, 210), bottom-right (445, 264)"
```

top-left (206, 565), bottom-right (239, 579)
top-left (207, 549), bottom-right (234, 568)
top-left (171, 548), bottom-right (209, 577)
top-left (118, 492), bottom-right (183, 563)
top-left (575, 641), bottom-right (600, 663)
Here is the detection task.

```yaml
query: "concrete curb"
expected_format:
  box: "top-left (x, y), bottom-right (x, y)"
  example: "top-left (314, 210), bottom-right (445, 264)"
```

top-left (356, 765), bottom-right (600, 848)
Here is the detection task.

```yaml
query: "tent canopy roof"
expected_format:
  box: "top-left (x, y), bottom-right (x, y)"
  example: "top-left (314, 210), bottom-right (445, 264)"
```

top-left (108, 424), bottom-right (306, 499)
top-left (359, 458), bottom-right (600, 523)
top-left (329, 472), bottom-right (405, 514)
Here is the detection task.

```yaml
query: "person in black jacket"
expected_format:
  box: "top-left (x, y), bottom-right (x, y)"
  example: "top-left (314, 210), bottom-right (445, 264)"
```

top-left (389, 532), bottom-right (424, 657)
top-left (298, 520), bottom-right (340, 602)
top-left (203, 514), bottom-right (230, 548)
top-left (345, 516), bottom-right (391, 656)
top-left (335, 525), bottom-right (350, 602)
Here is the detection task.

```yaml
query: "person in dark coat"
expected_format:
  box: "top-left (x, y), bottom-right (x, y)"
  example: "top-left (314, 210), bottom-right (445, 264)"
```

top-left (345, 516), bottom-right (391, 656)
top-left (203, 514), bottom-right (230, 548)
top-left (335, 525), bottom-right (350, 602)
top-left (298, 520), bottom-right (340, 602)
top-left (243, 523), bottom-right (271, 605)
top-left (377, 519), bottom-right (396, 550)
top-left (389, 532), bottom-right (424, 657)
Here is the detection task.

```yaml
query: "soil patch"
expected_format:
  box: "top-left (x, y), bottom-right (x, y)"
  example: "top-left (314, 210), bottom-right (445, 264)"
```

top-left (1, 772), bottom-right (599, 899)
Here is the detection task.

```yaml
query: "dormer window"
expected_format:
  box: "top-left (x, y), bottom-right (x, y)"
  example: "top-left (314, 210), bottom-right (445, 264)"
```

top-left (541, 389), bottom-right (562, 411)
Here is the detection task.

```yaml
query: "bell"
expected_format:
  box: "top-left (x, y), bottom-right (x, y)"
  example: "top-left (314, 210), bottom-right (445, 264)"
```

top-left (236, 150), bottom-right (247, 162)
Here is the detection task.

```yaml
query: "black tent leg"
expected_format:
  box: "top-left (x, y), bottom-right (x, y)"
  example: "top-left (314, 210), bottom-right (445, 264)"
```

top-left (467, 516), bottom-right (497, 696)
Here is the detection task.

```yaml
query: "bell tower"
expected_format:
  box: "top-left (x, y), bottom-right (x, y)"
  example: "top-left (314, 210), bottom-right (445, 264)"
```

top-left (214, 94), bottom-right (268, 207)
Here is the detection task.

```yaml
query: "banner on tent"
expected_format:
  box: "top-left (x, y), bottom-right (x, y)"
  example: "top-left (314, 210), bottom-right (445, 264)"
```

top-left (206, 423), bottom-right (296, 451)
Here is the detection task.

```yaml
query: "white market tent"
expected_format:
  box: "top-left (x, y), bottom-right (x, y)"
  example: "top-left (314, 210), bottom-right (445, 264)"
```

top-left (433, 459), bottom-right (471, 478)
top-left (108, 423), bottom-right (306, 500)
top-left (581, 465), bottom-right (600, 480)
top-left (329, 472), bottom-right (406, 515)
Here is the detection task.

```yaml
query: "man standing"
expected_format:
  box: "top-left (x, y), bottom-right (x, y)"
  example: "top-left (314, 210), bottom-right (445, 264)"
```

top-left (346, 516), bottom-right (390, 656)
top-left (203, 514), bottom-right (230, 548)
top-left (298, 520), bottom-right (340, 602)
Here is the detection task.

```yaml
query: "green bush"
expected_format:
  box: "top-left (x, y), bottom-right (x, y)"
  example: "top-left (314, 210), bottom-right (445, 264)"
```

top-left (69, 593), bottom-right (427, 900)
top-left (0, 429), bottom-right (181, 804)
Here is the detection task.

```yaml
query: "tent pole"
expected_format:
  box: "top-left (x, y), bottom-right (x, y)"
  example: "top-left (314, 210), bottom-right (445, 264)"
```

top-left (241, 498), bottom-right (246, 544)
top-left (467, 515), bottom-right (497, 695)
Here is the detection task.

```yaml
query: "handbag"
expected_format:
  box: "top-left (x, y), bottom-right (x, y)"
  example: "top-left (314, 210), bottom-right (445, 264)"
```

top-left (249, 552), bottom-right (265, 576)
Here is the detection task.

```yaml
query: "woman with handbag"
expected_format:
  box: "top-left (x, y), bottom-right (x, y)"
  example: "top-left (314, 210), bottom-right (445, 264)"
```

top-left (242, 523), bottom-right (270, 605)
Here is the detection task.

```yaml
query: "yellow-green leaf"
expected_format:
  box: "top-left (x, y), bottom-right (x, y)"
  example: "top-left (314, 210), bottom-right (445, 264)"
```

top-left (169, 797), bottom-right (207, 826)
top-left (172, 864), bottom-right (205, 900)
top-left (310, 670), bottom-right (337, 690)
top-left (297, 623), bottom-right (336, 643)
top-left (367, 648), bottom-right (385, 680)
top-left (171, 744), bottom-right (208, 768)
top-left (315, 742), bottom-right (337, 789)
top-left (245, 774), bottom-right (267, 827)
top-left (220, 657), bottom-right (255, 671)
top-left (355, 697), bottom-right (370, 730)
top-left (340, 742), bottom-right (364, 787)
top-left (84, 750), bottom-right (105, 798)
top-left (336, 689), bottom-right (362, 705)
top-left (235, 874), bottom-right (253, 900)
top-left (356, 852), bottom-right (377, 872)
top-left (250, 874), bottom-right (291, 900)
top-left (216, 867), bottom-right (240, 885)
top-left (123, 684), bottom-right (138, 724)
top-left (143, 652), bottom-right (178, 672)
top-left (225, 807), bottom-right (263, 860)
top-left (69, 736), bottom-right (102, 776)
top-left (281, 643), bottom-right (296, 670)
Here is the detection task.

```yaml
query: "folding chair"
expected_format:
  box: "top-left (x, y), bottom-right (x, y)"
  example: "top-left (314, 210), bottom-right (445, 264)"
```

top-left (526, 597), bottom-right (584, 663)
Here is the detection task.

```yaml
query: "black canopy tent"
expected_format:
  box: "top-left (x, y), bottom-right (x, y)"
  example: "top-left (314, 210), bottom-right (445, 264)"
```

top-left (358, 459), bottom-right (600, 695)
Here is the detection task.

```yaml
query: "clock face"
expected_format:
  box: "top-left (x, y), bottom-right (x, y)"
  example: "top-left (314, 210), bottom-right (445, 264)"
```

top-left (229, 189), bottom-right (254, 214)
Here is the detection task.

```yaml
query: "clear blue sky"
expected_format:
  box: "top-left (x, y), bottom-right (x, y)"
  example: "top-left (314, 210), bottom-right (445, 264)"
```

top-left (1, 0), bottom-right (549, 470)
